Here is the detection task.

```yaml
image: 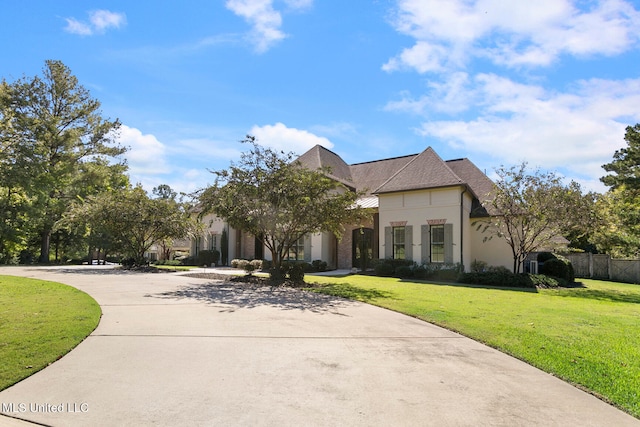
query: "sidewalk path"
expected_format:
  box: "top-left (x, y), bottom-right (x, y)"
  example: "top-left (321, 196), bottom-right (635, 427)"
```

top-left (0, 265), bottom-right (637, 426)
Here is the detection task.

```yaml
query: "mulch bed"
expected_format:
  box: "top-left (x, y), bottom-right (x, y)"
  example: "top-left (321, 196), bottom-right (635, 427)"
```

top-left (183, 272), bottom-right (310, 288)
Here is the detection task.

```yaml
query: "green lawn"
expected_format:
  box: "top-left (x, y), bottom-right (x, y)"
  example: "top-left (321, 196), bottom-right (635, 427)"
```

top-left (153, 264), bottom-right (199, 271)
top-left (0, 275), bottom-right (101, 390)
top-left (307, 275), bottom-right (640, 418)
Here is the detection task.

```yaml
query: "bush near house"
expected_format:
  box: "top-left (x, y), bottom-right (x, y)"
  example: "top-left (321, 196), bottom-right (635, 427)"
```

top-left (371, 259), bottom-right (463, 281)
top-left (459, 268), bottom-right (564, 288)
top-left (538, 252), bottom-right (575, 284)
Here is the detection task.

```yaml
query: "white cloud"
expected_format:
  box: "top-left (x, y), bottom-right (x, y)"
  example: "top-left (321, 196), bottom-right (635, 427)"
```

top-left (413, 74), bottom-right (640, 191)
top-left (384, 0), bottom-right (640, 72)
top-left (118, 125), bottom-right (169, 175)
top-left (64, 18), bottom-right (93, 36)
top-left (249, 122), bottom-right (334, 154)
top-left (225, 0), bottom-right (312, 52)
top-left (64, 10), bottom-right (126, 36)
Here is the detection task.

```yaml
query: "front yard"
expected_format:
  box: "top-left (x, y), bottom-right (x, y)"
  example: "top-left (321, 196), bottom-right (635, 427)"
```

top-left (307, 275), bottom-right (640, 418)
top-left (0, 276), bottom-right (101, 390)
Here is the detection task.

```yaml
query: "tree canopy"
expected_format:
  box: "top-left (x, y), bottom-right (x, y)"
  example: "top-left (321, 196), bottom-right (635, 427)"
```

top-left (198, 137), bottom-right (370, 277)
top-left (595, 123), bottom-right (640, 258)
top-left (477, 163), bottom-right (591, 273)
top-left (64, 186), bottom-right (200, 265)
top-left (601, 124), bottom-right (640, 191)
top-left (0, 60), bottom-right (127, 263)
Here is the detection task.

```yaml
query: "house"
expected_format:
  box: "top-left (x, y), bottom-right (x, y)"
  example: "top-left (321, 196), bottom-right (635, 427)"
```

top-left (192, 145), bottom-right (513, 271)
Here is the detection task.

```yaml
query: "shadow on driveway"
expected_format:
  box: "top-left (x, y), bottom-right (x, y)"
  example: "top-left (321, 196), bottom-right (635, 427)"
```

top-left (146, 281), bottom-right (354, 314)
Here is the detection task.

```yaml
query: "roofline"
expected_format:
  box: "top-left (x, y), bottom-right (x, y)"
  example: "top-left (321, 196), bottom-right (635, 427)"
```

top-left (373, 182), bottom-right (472, 196)
top-left (349, 153), bottom-right (418, 167)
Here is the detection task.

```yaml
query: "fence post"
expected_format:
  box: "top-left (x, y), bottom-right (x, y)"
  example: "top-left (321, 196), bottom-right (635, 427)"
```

top-left (588, 252), bottom-right (593, 278)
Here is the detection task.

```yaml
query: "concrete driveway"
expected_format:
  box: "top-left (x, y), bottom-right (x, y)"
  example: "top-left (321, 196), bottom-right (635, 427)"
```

top-left (0, 265), bottom-right (637, 426)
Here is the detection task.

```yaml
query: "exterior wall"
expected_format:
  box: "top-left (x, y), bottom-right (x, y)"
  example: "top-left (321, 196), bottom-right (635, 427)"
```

top-left (322, 232), bottom-right (337, 270)
top-left (192, 213), bottom-right (227, 254)
top-left (378, 187), bottom-right (479, 271)
top-left (240, 232), bottom-right (255, 260)
top-left (468, 218), bottom-right (514, 271)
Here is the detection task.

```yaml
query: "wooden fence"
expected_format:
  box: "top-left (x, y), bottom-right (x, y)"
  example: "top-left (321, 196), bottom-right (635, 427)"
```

top-left (563, 253), bottom-right (640, 284)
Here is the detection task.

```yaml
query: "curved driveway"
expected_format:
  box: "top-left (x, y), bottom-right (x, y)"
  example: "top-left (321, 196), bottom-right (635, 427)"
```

top-left (0, 266), bottom-right (638, 426)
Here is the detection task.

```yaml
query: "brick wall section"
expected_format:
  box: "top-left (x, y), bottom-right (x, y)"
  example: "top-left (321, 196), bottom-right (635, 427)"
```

top-left (337, 230), bottom-right (353, 270)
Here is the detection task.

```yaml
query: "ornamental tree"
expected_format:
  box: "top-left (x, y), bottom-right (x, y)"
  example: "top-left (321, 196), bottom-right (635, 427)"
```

top-left (476, 163), bottom-right (590, 273)
top-left (198, 137), bottom-right (369, 278)
top-left (64, 186), bottom-right (199, 266)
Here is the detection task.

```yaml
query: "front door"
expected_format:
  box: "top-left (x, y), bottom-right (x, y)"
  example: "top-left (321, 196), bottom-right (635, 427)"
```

top-left (352, 228), bottom-right (374, 270)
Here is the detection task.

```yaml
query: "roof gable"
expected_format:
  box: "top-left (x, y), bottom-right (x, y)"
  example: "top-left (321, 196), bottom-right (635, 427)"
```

top-left (374, 147), bottom-right (463, 194)
top-left (349, 154), bottom-right (416, 195)
top-left (296, 145), bottom-right (354, 188)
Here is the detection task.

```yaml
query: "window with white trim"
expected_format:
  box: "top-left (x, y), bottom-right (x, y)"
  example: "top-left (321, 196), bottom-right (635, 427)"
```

top-left (393, 226), bottom-right (405, 259)
top-left (431, 225), bottom-right (445, 263)
top-left (287, 237), bottom-right (305, 261)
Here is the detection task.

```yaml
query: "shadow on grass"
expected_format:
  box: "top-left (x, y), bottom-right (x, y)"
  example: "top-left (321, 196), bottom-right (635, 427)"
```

top-left (399, 278), bottom-right (540, 293)
top-left (306, 283), bottom-right (395, 303)
top-left (554, 288), bottom-right (640, 304)
top-left (147, 281), bottom-right (358, 314)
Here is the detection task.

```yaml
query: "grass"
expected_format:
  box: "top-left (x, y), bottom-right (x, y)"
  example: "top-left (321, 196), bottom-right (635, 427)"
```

top-left (154, 264), bottom-right (199, 271)
top-left (0, 275), bottom-right (101, 391)
top-left (306, 275), bottom-right (640, 418)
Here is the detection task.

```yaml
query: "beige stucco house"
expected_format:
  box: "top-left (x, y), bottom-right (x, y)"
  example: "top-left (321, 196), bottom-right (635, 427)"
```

top-left (192, 145), bottom-right (513, 271)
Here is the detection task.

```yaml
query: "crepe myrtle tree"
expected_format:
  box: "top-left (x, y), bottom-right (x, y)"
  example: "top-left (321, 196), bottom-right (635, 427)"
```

top-left (198, 136), bottom-right (370, 279)
top-left (475, 163), bottom-right (591, 273)
top-left (63, 185), bottom-right (200, 266)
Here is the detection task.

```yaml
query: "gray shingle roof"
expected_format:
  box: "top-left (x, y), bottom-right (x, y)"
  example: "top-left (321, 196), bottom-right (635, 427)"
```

top-left (296, 145), bottom-right (354, 189)
top-left (350, 154), bottom-right (416, 195)
top-left (373, 147), bottom-right (463, 194)
top-left (296, 145), bottom-right (496, 212)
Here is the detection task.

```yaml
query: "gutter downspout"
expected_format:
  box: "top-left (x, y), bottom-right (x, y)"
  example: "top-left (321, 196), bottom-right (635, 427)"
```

top-left (460, 187), bottom-right (467, 271)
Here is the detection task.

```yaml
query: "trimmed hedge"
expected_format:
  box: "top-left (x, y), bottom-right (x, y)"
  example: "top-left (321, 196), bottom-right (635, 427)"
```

top-left (371, 259), bottom-right (463, 281)
top-left (459, 271), bottom-right (565, 288)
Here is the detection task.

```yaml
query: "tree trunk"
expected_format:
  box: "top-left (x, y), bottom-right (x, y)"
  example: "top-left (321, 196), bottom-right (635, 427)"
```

top-left (39, 229), bottom-right (51, 263)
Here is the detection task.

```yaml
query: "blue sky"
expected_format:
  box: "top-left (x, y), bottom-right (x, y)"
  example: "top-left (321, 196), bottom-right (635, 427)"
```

top-left (3, 0), bottom-right (640, 194)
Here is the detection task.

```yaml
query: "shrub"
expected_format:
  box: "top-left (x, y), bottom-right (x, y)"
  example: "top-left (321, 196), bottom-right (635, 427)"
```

top-left (374, 262), bottom-right (395, 277)
top-left (527, 274), bottom-right (564, 288)
top-left (541, 257), bottom-right (574, 283)
top-left (121, 257), bottom-right (136, 269)
top-left (235, 259), bottom-right (250, 271)
top-left (395, 265), bottom-right (414, 278)
top-left (288, 263), bottom-right (305, 282)
top-left (269, 266), bottom-right (286, 281)
top-left (243, 261), bottom-right (255, 275)
top-left (430, 263), bottom-right (464, 281)
top-left (459, 270), bottom-right (536, 288)
top-left (250, 259), bottom-right (263, 271)
top-left (197, 250), bottom-right (219, 267)
top-left (537, 252), bottom-right (557, 263)
top-left (471, 259), bottom-right (488, 272)
top-left (181, 256), bottom-right (197, 266)
top-left (312, 259), bottom-right (328, 272)
top-left (230, 259), bottom-right (242, 268)
top-left (371, 258), bottom-right (413, 277)
top-left (412, 264), bottom-right (429, 279)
